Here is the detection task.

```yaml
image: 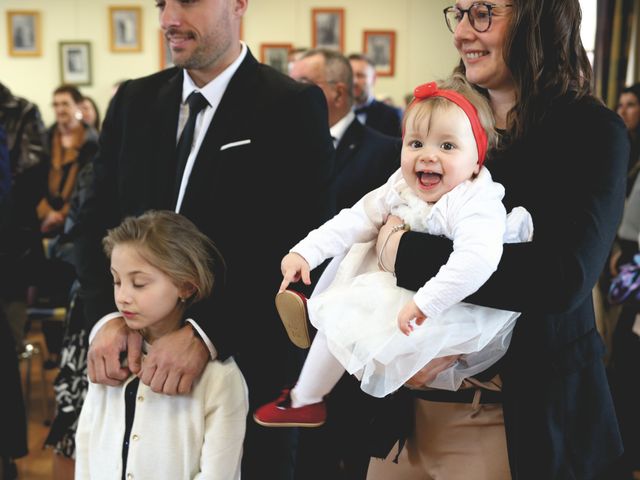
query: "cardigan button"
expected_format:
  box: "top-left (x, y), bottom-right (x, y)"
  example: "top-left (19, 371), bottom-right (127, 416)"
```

top-left (137, 395), bottom-right (144, 402)
top-left (127, 474), bottom-right (134, 480)
top-left (132, 434), bottom-right (140, 441)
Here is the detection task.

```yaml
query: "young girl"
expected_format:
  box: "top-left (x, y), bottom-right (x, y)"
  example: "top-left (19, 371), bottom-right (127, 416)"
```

top-left (254, 74), bottom-right (533, 427)
top-left (75, 210), bottom-right (248, 480)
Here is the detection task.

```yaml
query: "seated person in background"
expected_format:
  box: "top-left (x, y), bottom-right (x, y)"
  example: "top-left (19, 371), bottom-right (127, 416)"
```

top-left (38, 84), bottom-right (98, 236)
top-left (35, 85), bottom-right (98, 373)
top-left (75, 211), bottom-right (248, 480)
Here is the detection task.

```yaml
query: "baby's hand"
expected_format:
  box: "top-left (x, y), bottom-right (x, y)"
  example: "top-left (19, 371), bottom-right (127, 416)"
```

top-left (397, 300), bottom-right (426, 335)
top-left (279, 253), bottom-right (311, 293)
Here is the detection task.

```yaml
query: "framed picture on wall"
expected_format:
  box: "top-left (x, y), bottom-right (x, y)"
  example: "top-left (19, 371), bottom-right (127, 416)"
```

top-left (311, 8), bottom-right (344, 52)
top-left (159, 30), bottom-right (174, 70)
top-left (6, 11), bottom-right (41, 57)
top-left (109, 6), bottom-right (142, 52)
top-left (363, 30), bottom-right (396, 77)
top-left (59, 41), bottom-right (92, 86)
top-left (260, 43), bottom-right (292, 74)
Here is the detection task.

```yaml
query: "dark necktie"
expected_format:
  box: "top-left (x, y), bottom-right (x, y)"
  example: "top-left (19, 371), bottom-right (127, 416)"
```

top-left (174, 91), bottom-right (209, 199)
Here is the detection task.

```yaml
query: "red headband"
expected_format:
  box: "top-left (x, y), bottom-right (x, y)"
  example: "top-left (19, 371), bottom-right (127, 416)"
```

top-left (406, 82), bottom-right (488, 167)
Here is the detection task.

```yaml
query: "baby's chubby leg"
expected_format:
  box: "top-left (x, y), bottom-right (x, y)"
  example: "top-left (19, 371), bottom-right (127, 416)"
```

top-left (292, 332), bottom-right (346, 407)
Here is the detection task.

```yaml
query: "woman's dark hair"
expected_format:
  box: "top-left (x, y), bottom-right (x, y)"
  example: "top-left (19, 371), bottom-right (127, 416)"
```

top-left (82, 96), bottom-right (101, 131)
top-left (53, 84), bottom-right (84, 104)
top-left (620, 83), bottom-right (640, 137)
top-left (621, 83), bottom-right (640, 98)
top-left (458, 0), bottom-right (592, 142)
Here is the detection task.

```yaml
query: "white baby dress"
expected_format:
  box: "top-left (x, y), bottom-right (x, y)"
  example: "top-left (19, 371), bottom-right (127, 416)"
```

top-left (294, 168), bottom-right (533, 398)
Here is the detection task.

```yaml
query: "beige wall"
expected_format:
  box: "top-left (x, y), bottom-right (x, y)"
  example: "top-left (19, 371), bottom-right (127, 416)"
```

top-left (1, 0), bottom-right (458, 126)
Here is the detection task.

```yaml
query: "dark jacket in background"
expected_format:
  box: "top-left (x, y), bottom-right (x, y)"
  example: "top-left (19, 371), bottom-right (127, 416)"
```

top-left (0, 82), bottom-right (48, 300)
top-left (359, 99), bottom-right (402, 138)
top-left (329, 119), bottom-right (401, 213)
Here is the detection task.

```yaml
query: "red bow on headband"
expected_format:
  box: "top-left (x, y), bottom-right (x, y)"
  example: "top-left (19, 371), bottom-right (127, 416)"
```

top-left (409, 82), bottom-right (488, 166)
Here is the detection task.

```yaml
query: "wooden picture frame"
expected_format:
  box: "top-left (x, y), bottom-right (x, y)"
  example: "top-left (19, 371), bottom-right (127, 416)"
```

top-left (311, 8), bottom-right (344, 52)
top-left (109, 6), bottom-right (142, 52)
top-left (363, 30), bottom-right (396, 77)
top-left (59, 41), bottom-right (92, 86)
top-left (159, 30), bottom-right (174, 70)
top-left (260, 43), bottom-right (292, 74)
top-left (7, 11), bottom-right (41, 57)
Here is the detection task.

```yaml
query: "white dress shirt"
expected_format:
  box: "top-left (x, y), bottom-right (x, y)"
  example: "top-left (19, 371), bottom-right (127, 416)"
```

top-left (329, 110), bottom-right (356, 148)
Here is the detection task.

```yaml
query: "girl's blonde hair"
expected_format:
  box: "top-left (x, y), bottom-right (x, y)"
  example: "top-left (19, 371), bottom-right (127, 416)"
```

top-left (102, 210), bottom-right (224, 304)
top-left (403, 72), bottom-right (499, 152)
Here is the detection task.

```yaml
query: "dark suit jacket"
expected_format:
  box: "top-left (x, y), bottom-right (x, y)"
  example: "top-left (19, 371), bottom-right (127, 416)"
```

top-left (75, 49), bottom-right (333, 399)
top-left (330, 118), bottom-right (400, 212)
top-left (395, 97), bottom-right (626, 479)
top-left (361, 99), bottom-right (402, 137)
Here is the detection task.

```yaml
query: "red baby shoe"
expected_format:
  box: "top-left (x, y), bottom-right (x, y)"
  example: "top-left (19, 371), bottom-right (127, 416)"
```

top-left (253, 389), bottom-right (326, 428)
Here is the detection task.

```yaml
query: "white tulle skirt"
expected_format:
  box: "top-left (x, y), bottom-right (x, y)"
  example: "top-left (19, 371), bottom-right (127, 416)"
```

top-left (308, 241), bottom-right (518, 398)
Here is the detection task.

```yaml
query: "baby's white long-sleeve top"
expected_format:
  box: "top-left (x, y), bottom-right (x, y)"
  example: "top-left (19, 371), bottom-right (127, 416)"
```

top-left (291, 167), bottom-right (507, 320)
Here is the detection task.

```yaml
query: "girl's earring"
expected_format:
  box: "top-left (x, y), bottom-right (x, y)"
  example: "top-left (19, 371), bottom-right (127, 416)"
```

top-left (179, 297), bottom-right (186, 303)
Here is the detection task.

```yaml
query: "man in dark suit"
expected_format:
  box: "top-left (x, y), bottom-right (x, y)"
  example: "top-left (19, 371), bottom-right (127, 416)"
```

top-left (75, 1), bottom-right (333, 478)
top-left (289, 48), bottom-right (400, 480)
top-left (348, 53), bottom-right (403, 138)
top-left (290, 49), bottom-right (400, 213)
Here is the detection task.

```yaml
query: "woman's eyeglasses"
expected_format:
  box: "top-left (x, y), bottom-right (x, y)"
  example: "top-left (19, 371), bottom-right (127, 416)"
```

top-left (443, 3), bottom-right (512, 33)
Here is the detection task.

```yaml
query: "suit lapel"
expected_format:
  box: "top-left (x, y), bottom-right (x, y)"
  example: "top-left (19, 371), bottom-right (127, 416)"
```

top-left (151, 68), bottom-right (182, 209)
top-left (333, 119), bottom-right (364, 179)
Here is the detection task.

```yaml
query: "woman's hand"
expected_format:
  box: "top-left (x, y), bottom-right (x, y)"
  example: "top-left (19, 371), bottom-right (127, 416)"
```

top-left (41, 210), bottom-right (65, 233)
top-left (609, 248), bottom-right (622, 277)
top-left (404, 355), bottom-right (461, 388)
top-left (376, 215), bottom-right (406, 273)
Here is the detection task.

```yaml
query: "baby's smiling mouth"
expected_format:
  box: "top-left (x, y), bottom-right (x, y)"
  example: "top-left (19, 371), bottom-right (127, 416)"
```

top-left (417, 171), bottom-right (442, 187)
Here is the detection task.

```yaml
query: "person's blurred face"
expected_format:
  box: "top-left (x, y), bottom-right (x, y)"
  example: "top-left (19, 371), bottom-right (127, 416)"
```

top-left (157, 0), bottom-right (246, 84)
top-left (289, 54), bottom-right (340, 126)
top-left (52, 93), bottom-right (80, 127)
top-left (452, 0), bottom-right (514, 94)
top-left (80, 99), bottom-right (97, 128)
top-left (289, 55), bottom-right (333, 102)
top-left (617, 92), bottom-right (640, 132)
top-left (350, 58), bottom-right (375, 105)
